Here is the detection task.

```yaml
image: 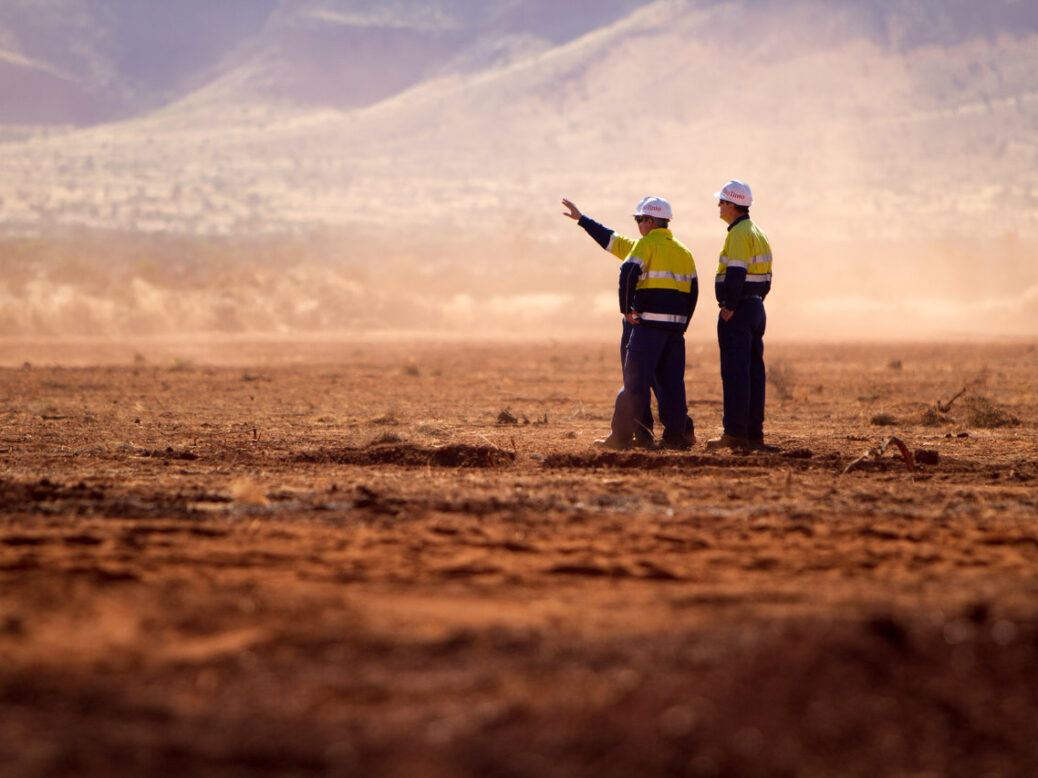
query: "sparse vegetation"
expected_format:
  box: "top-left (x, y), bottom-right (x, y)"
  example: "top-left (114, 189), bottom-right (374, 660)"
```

top-left (919, 407), bottom-right (949, 427)
top-left (416, 421), bottom-right (452, 438)
top-left (769, 362), bottom-right (796, 400)
top-left (369, 431), bottom-right (405, 445)
top-left (870, 412), bottom-right (898, 426)
top-left (965, 395), bottom-right (1019, 428)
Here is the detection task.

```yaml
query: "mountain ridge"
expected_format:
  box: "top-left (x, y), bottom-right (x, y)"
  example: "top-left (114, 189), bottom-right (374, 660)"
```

top-left (0, 0), bottom-right (1035, 243)
top-left (3, 0), bottom-right (1037, 127)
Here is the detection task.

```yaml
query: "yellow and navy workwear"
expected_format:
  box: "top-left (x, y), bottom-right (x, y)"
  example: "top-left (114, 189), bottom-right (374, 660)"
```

top-left (578, 215), bottom-right (699, 332)
top-left (715, 214), bottom-right (772, 310)
top-left (577, 213), bottom-right (698, 447)
top-left (715, 213), bottom-right (772, 442)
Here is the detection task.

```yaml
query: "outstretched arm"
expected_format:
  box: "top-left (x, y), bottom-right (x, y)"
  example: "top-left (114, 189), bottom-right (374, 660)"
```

top-left (563, 197), bottom-right (630, 254)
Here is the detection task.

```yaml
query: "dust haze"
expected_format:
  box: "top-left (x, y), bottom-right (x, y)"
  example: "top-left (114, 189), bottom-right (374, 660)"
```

top-left (4, 5), bottom-right (1038, 774)
top-left (1, 0), bottom-right (1036, 344)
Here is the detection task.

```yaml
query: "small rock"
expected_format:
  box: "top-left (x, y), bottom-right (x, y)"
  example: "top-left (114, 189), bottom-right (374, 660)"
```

top-left (782, 448), bottom-right (813, 459)
top-left (915, 449), bottom-right (940, 465)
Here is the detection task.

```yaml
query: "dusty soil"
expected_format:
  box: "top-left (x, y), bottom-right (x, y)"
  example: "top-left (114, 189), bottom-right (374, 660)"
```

top-left (1, 339), bottom-right (1037, 777)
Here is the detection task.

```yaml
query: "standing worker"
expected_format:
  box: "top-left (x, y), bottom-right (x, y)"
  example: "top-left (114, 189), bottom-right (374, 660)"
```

top-left (707, 180), bottom-right (776, 452)
top-left (562, 196), bottom-right (698, 450)
top-left (562, 197), bottom-right (658, 447)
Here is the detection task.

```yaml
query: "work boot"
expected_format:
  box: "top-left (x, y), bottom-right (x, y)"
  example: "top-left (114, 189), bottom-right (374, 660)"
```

top-left (659, 436), bottom-right (690, 451)
top-left (705, 433), bottom-right (752, 451)
top-left (748, 438), bottom-right (781, 453)
top-left (684, 417), bottom-right (696, 447)
top-left (593, 434), bottom-right (632, 451)
top-left (632, 433), bottom-right (656, 450)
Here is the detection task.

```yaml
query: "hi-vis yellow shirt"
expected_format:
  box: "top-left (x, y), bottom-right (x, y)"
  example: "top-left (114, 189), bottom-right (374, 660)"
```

top-left (575, 213), bottom-right (699, 331)
top-left (715, 216), bottom-right (772, 308)
top-left (613, 228), bottom-right (698, 330)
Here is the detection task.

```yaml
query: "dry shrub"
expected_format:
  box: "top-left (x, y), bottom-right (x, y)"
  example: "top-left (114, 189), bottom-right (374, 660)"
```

top-left (369, 431), bottom-right (405, 445)
top-left (497, 409), bottom-right (519, 424)
top-left (416, 421), bottom-right (451, 438)
top-left (370, 413), bottom-right (399, 425)
top-left (887, 359), bottom-right (903, 370)
top-left (919, 407), bottom-right (949, 427)
top-left (870, 412), bottom-right (898, 426)
top-left (965, 395), bottom-right (1019, 428)
top-left (769, 361), bottom-right (796, 400)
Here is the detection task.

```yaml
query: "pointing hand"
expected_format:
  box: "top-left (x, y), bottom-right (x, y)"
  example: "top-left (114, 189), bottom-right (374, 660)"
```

top-left (561, 198), bottom-right (582, 221)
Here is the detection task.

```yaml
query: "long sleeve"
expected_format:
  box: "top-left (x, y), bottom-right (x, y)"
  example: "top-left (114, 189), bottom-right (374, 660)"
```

top-left (618, 259), bottom-right (643, 314)
top-left (578, 215), bottom-right (636, 260)
top-left (720, 266), bottom-right (746, 310)
top-left (686, 276), bottom-right (699, 331)
top-left (577, 214), bottom-right (613, 249)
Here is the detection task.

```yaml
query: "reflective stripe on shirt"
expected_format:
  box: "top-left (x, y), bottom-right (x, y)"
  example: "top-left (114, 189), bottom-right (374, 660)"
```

top-left (644, 270), bottom-right (697, 284)
top-left (639, 312), bottom-right (688, 324)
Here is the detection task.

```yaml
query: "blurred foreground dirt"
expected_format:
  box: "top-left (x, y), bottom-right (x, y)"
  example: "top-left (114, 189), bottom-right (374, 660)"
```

top-left (1, 339), bottom-right (1037, 777)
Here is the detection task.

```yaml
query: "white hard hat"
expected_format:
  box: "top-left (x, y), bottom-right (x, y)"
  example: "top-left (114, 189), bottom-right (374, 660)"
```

top-left (714, 180), bottom-right (753, 207)
top-left (632, 196), bottom-right (673, 220)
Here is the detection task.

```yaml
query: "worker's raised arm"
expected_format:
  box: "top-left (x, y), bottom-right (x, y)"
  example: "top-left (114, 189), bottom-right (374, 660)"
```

top-left (562, 198), bottom-right (635, 258)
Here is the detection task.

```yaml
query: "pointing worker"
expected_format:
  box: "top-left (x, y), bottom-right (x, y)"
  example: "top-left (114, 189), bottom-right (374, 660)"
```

top-left (563, 197), bottom-right (657, 447)
top-left (563, 196), bottom-right (698, 450)
top-left (707, 180), bottom-right (776, 452)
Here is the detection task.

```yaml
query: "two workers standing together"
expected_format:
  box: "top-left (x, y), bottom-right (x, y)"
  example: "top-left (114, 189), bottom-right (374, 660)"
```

top-left (562, 180), bottom-right (775, 452)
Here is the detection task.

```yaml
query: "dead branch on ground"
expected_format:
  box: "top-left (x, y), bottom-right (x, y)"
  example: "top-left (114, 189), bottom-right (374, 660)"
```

top-left (842, 436), bottom-right (916, 475)
top-left (936, 387), bottom-right (967, 414)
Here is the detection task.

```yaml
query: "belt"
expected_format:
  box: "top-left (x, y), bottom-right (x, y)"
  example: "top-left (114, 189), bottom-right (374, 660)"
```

top-left (740, 295), bottom-right (763, 301)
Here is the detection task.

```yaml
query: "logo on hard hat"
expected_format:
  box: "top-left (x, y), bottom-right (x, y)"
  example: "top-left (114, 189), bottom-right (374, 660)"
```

top-left (632, 196), bottom-right (673, 220)
top-left (714, 180), bottom-right (753, 207)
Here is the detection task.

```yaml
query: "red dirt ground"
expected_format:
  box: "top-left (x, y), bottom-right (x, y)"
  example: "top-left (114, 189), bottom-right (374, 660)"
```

top-left (1, 339), bottom-right (1037, 777)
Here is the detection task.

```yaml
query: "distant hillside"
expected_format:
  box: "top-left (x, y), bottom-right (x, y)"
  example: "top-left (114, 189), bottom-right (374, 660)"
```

top-left (0, 0), bottom-right (276, 123)
top-left (0, 0), bottom-right (1036, 339)
top-left (6, 0), bottom-right (1034, 126)
top-left (0, 0), bottom-right (650, 124)
top-left (1, 0), bottom-right (1033, 235)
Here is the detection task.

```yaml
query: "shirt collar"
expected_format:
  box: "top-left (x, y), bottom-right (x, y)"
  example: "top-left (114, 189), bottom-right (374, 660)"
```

top-left (727, 214), bottom-right (750, 232)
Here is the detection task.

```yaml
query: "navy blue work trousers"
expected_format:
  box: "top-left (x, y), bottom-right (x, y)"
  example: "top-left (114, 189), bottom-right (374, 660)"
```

top-left (621, 319), bottom-right (657, 438)
top-left (612, 324), bottom-right (687, 442)
top-left (717, 297), bottom-right (766, 440)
